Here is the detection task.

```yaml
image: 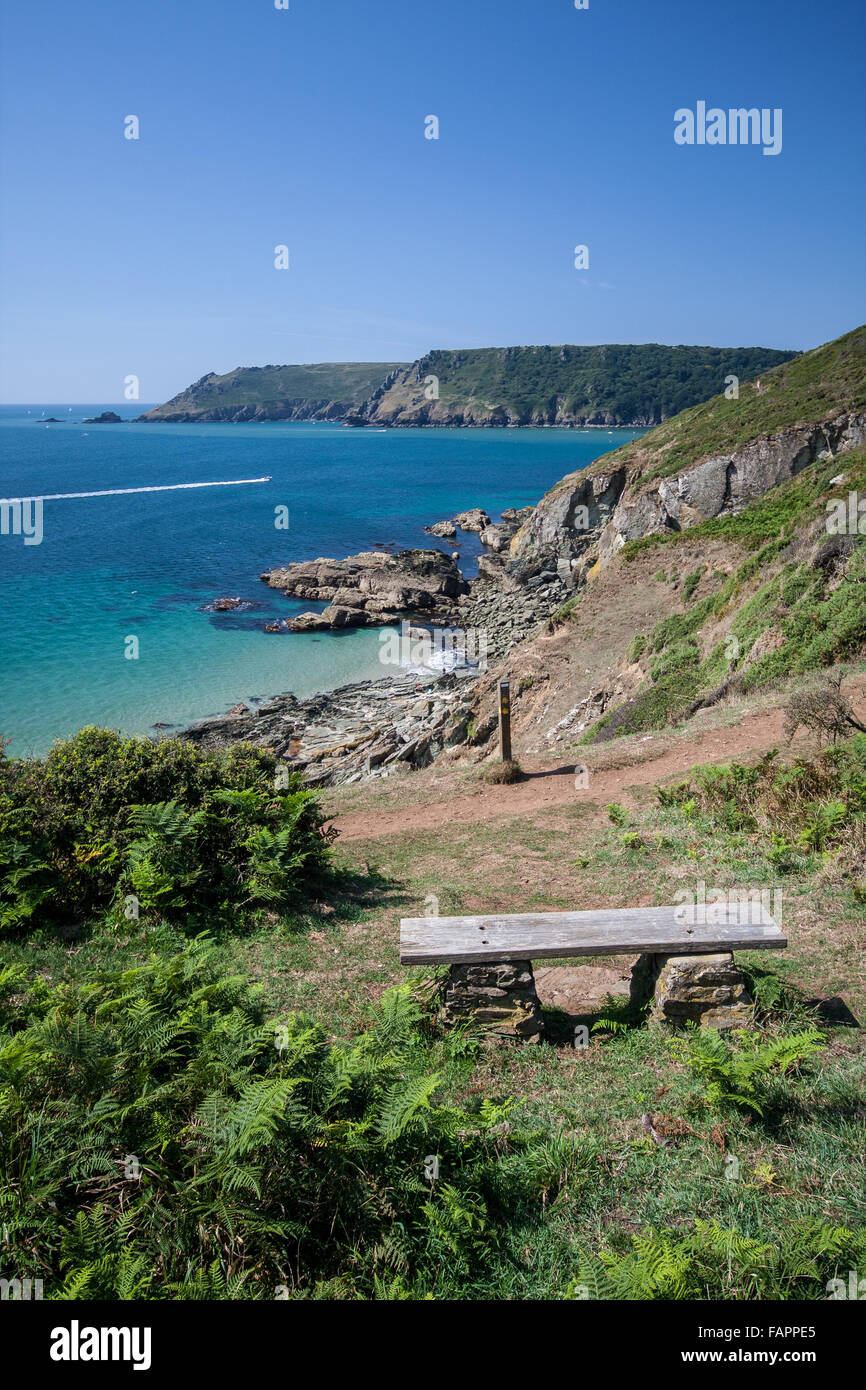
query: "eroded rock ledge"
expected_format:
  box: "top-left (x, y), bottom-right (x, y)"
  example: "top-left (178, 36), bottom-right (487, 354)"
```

top-left (260, 549), bottom-right (468, 631)
top-left (181, 673), bottom-right (477, 786)
top-left (512, 410), bottom-right (866, 573)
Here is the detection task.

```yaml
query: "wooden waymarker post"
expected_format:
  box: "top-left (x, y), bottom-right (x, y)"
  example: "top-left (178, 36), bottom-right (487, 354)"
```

top-left (498, 680), bottom-right (512, 762)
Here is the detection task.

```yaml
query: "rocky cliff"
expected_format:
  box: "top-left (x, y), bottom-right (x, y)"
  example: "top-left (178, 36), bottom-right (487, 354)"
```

top-left (355, 344), bottom-right (798, 428)
top-left (137, 363), bottom-right (408, 424)
top-left (509, 326), bottom-right (866, 577)
top-left (140, 344), bottom-right (798, 427)
top-left (510, 409), bottom-right (866, 579)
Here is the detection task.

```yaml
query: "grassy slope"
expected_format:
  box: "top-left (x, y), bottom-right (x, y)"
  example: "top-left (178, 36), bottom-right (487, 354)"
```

top-left (589, 323), bottom-right (866, 484)
top-left (581, 446), bottom-right (866, 741)
top-left (141, 362), bottom-right (408, 417)
top-left (373, 343), bottom-right (797, 424)
top-left (5, 721), bottom-right (864, 1298)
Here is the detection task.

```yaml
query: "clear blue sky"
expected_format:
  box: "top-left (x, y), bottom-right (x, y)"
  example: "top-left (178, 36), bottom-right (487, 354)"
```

top-left (1, 0), bottom-right (864, 402)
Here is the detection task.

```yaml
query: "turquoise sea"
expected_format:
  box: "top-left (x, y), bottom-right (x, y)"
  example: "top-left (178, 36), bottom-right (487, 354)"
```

top-left (0, 407), bottom-right (642, 756)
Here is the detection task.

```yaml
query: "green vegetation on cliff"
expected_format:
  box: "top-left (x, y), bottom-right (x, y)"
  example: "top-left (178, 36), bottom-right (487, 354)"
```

top-left (592, 325), bottom-right (866, 484)
top-left (139, 362), bottom-right (408, 422)
top-left (141, 343), bottom-right (798, 426)
top-left (364, 343), bottom-right (798, 427)
top-left (586, 447), bottom-right (866, 743)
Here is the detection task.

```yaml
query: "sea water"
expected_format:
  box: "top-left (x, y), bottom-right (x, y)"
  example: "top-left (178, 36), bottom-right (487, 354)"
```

top-left (0, 406), bottom-right (641, 756)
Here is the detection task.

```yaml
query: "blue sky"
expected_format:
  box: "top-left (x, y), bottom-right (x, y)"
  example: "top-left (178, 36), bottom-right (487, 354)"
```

top-left (1, 0), bottom-right (864, 402)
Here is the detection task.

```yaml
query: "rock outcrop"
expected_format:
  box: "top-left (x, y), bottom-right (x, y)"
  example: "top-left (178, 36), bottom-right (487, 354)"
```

top-left (261, 548), bottom-right (469, 631)
top-left (452, 509), bottom-right (491, 534)
top-left (181, 672), bottom-right (476, 786)
top-left (200, 596), bottom-right (250, 612)
top-left (511, 410), bottom-right (866, 574)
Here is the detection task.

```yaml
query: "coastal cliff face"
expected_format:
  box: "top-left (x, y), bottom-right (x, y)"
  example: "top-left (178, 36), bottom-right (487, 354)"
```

top-left (140, 343), bottom-right (798, 428)
top-left (510, 326), bottom-right (866, 575)
top-left (511, 409), bottom-right (866, 576)
top-left (137, 363), bottom-right (408, 424)
top-left (145, 399), bottom-right (355, 423)
top-left (355, 345), bottom-right (798, 429)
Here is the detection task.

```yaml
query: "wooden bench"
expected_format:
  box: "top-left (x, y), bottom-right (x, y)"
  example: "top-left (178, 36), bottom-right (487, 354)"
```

top-left (399, 905), bottom-right (787, 1037)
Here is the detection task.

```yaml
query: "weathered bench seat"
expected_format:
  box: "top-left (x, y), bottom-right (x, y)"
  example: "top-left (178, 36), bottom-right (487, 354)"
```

top-left (400, 904), bottom-right (786, 965)
top-left (399, 905), bottom-right (787, 1036)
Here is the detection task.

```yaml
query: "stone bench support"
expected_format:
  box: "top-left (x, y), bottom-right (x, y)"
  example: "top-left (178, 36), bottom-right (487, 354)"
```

top-left (441, 960), bottom-right (543, 1040)
top-left (630, 951), bottom-right (753, 1029)
top-left (440, 951), bottom-right (754, 1039)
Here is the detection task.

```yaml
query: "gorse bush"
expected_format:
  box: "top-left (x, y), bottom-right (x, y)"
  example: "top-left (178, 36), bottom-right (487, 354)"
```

top-left (0, 728), bottom-right (332, 934)
top-left (0, 938), bottom-right (533, 1299)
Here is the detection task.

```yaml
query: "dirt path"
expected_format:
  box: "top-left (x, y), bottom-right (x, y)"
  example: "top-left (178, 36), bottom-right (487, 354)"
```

top-left (332, 706), bottom-right (786, 842)
top-left (331, 675), bottom-right (866, 843)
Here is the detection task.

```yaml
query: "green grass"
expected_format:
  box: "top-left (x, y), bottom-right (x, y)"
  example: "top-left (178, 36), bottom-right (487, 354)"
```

top-left (3, 706), bottom-right (864, 1300)
top-left (143, 361), bottom-right (409, 418)
top-left (593, 324), bottom-right (865, 486)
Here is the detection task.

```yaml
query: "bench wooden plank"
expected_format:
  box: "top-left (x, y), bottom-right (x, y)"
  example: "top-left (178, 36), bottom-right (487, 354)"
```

top-left (400, 905), bottom-right (787, 965)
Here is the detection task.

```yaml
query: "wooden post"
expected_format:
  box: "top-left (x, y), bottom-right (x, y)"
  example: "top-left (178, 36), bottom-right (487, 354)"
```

top-left (498, 680), bottom-right (512, 762)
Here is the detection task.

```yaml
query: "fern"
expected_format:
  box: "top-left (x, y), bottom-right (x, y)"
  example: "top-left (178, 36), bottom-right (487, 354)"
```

top-left (376, 1073), bottom-right (441, 1144)
top-left (674, 1025), bottom-right (824, 1114)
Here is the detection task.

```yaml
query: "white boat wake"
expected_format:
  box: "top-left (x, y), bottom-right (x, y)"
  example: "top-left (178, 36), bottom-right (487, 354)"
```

top-left (39, 477), bottom-right (272, 501)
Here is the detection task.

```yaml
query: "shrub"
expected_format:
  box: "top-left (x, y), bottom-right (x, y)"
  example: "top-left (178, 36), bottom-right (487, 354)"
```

top-left (0, 939), bottom-right (522, 1298)
top-left (483, 759), bottom-right (525, 784)
top-left (0, 728), bottom-right (332, 935)
top-left (655, 740), bottom-right (866, 878)
top-left (784, 676), bottom-right (866, 744)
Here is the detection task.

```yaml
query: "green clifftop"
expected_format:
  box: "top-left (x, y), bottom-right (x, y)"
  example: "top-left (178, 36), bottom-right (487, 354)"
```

top-left (358, 343), bottom-right (799, 428)
top-left (140, 343), bottom-right (799, 427)
top-left (138, 362), bottom-right (408, 423)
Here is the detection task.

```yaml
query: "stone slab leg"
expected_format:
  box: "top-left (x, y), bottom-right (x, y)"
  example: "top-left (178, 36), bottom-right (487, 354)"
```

top-left (630, 951), bottom-right (753, 1029)
top-left (441, 960), bottom-right (543, 1040)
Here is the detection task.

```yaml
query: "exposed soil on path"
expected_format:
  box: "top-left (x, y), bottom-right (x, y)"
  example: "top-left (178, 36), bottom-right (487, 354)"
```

top-left (332, 707), bottom-right (784, 842)
top-left (330, 676), bottom-right (866, 843)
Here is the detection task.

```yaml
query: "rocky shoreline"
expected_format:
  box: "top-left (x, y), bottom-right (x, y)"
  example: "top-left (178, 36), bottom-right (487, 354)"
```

top-left (181, 502), bottom-right (575, 783)
top-left (181, 671), bottom-right (479, 786)
top-left (179, 400), bottom-right (866, 787)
